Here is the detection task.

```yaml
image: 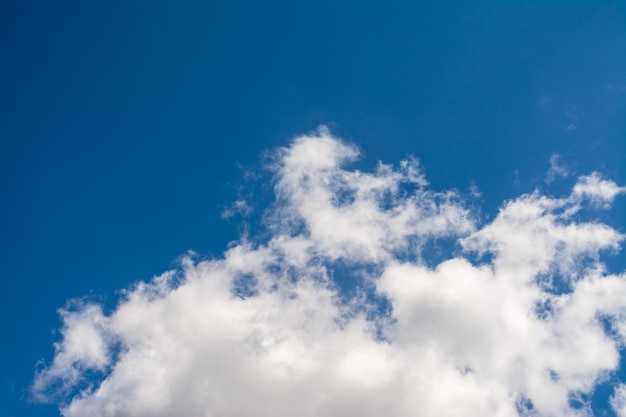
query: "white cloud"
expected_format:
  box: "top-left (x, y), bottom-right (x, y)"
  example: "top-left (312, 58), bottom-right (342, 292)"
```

top-left (32, 128), bottom-right (626, 417)
top-left (546, 154), bottom-right (569, 183)
top-left (221, 198), bottom-right (254, 220)
top-left (572, 172), bottom-right (626, 208)
top-left (31, 303), bottom-right (112, 403)
top-left (612, 384), bottom-right (626, 417)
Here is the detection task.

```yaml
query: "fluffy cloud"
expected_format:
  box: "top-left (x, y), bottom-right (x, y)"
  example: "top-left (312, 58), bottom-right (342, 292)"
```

top-left (33, 128), bottom-right (626, 417)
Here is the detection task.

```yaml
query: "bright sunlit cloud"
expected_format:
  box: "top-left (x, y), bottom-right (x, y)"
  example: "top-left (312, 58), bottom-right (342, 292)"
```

top-left (33, 128), bottom-right (626, 417)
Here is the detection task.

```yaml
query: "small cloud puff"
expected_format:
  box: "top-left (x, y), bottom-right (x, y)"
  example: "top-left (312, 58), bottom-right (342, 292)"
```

top-left (221, 199), bottom-right (254, 220)
top-left (573, 172), bottom-right (626, 208)
top-left (545, 154), bottom-right (569, 184)
top-left (32, 129), bottom-right (626, 417)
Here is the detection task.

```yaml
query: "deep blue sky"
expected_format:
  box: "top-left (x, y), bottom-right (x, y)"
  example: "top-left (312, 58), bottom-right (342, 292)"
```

top-left (1, 2), bottom-right (625, 416)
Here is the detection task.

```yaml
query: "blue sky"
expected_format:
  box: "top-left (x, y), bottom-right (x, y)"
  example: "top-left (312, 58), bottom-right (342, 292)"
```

top-left (1, 2), bottom-right (625, 416)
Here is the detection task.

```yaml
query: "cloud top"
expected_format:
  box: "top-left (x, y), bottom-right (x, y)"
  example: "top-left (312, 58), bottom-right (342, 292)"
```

top-left (33, 129), bottom-right (626, 417)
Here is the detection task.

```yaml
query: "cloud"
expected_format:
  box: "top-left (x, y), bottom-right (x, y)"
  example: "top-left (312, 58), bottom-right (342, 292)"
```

top-left (546, 154), bottom-right (569, 184)
top-left (612, 384), bottom-right (626, 417)
top-left (32, 128), bottom-right (626, 417)
top-left (572, 172), bottom-right (626, 208)
top-left (221, 199), bottom-right (254, 220)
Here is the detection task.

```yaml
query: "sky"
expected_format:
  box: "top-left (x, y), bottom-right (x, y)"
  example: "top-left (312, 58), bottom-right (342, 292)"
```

top-left (1, 1), bottom-right (625, 416)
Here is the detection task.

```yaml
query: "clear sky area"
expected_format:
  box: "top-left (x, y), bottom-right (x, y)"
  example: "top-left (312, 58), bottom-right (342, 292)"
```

top-left (1, 2), bottom-right (625, 416)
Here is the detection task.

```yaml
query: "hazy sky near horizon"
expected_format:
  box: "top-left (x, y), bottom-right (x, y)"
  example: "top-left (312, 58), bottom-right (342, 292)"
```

top-left (1, 2), bottom-right (625, 416)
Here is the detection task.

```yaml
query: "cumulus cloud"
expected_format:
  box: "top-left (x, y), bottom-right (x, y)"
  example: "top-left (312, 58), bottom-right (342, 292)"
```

top-left (32, 128), bottom-right (626, 417)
